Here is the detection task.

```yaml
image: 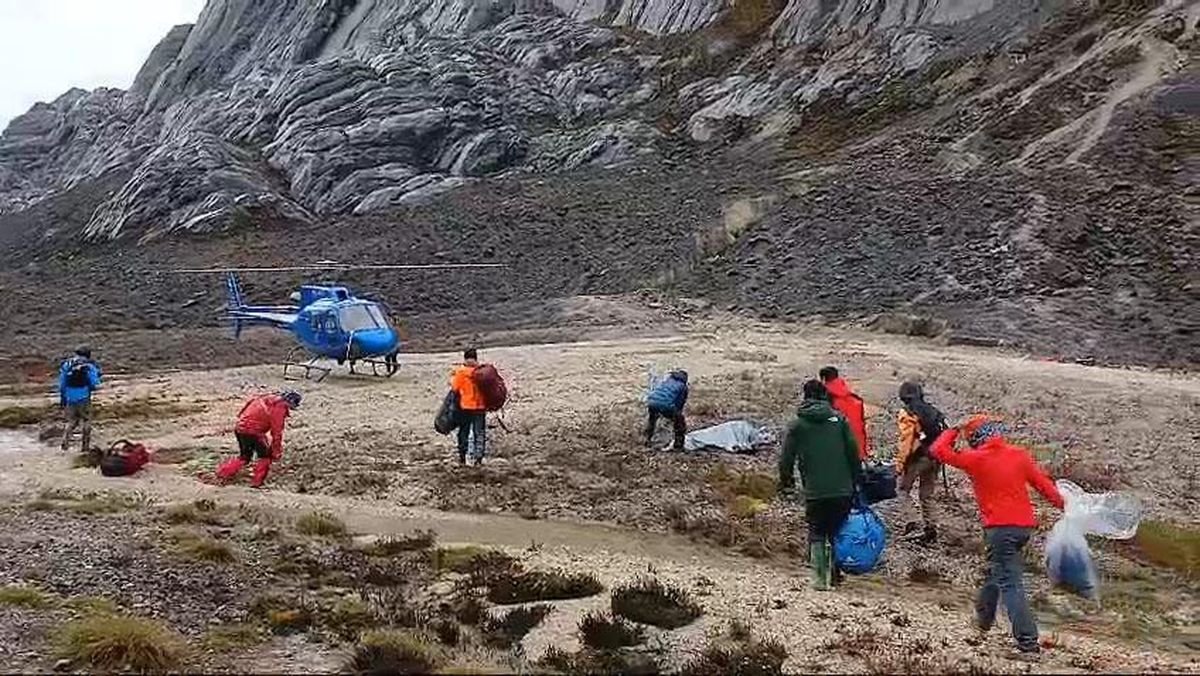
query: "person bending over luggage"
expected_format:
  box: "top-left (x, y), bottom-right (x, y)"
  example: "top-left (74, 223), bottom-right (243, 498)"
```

top-left (644, 370), bottom-right (689, 451)
top-left (59, 345), bottom-right (102, 454)
top-left (451, 348), bottom-right (487, 465)
top-left (895, 381), bottom-right (947, 545)
top-left (931, 415), bottom-right (1064, 658)
top-left (216, 390), bottom-right (302, 488)
top-left (779, 379), bottom-right (863, 591)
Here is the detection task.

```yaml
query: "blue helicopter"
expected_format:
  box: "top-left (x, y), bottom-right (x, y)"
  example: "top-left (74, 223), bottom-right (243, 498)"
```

top-left (176, 262), bottom-right (503, 381)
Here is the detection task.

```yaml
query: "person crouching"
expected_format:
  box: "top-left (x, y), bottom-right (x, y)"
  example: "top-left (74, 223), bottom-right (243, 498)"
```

top-left (215, 390), bottom-right (301, 488)
top-left (645, 370), bottom-right (689, 451)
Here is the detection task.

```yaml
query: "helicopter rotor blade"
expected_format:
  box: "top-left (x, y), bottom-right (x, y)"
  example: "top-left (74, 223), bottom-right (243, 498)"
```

top-left (166, 263), bottom-right (507, 274)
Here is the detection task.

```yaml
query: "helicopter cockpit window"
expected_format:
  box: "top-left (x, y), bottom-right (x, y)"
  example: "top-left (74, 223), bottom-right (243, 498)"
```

top-left (338, 305), bottom-right (381, 332)
top-left (366, 305), bottom-right (388, 327)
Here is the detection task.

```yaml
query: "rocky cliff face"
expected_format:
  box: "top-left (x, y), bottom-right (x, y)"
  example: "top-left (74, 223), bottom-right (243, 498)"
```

top-left (0, 0), bottom-right (1075, 240)
top-left (0, 0), bottom-right (1196, 366)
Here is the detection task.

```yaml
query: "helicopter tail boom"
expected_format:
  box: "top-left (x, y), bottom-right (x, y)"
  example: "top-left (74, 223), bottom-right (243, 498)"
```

top-left (224, 273), bottom-right (298, 339)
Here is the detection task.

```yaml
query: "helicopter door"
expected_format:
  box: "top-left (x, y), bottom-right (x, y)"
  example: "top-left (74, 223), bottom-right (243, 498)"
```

top-left (316, 312), bottom-right (341, 351)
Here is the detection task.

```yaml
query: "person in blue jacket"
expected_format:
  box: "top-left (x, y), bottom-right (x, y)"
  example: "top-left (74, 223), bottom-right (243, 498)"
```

top-left (645, 370), bottom-right (689, 451)
top-left (58, 346), bottom-right (102, 453)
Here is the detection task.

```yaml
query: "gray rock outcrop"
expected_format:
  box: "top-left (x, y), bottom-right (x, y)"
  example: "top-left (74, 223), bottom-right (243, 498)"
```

top-left (0, 0), bottom-right (1191, 240)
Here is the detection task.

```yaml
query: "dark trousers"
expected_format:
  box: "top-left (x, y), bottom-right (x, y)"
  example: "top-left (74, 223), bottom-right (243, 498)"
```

top-left (236, 433), bottom-right (270, 461)
top-left (457, 411), bottom-right (487, 463)
top-left (61, 401), bottom-right (93, 452)
top-left (977, 527), bottom-right (1039, 651)
top-left (645, 407), bottom-right (686, 450)
top-left (805, 496), bottom-right (853, 548)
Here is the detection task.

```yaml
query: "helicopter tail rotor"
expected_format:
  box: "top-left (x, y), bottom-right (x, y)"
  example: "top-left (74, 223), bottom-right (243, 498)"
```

top-left (225, 273), bottom-right (246, 339)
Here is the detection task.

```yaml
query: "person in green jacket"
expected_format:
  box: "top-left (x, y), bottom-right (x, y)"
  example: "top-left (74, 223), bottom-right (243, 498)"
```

top-left (779, 379), bottom-right (864, 590)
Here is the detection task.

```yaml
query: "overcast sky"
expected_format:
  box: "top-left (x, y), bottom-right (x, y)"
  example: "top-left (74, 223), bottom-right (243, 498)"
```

top-left (0, 0), bottom-right (206, 130)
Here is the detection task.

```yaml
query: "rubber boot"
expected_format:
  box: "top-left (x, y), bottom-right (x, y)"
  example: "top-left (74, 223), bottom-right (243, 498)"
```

top-left (215, 457), bottom-right (246, 483)
top-left (250, 458), bottom-right (272, 488)
top-left (810, 543), bottom-right (832, 591)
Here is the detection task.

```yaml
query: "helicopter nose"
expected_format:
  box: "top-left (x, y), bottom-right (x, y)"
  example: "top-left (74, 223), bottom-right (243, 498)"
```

top-left (352, 329), bottom-right (397, 357)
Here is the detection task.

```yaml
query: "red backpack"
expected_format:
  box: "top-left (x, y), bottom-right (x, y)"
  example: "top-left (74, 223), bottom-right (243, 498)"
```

top-left (472, 364), bottom-right (507, 412)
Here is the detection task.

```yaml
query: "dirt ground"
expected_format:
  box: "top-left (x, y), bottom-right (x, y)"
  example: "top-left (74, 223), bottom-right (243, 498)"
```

top-left (0, 307), bottom-right (1197, 673)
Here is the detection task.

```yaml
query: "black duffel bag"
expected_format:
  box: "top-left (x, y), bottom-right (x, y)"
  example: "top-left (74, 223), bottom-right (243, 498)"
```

top-left (434, 390), bottom-right (461, 435)
top-left (860, 461), bottom-right (898, 504)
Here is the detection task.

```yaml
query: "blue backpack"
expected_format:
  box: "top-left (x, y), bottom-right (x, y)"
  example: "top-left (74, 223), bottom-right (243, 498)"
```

top-left (834, 495), bottom-right (887, 574)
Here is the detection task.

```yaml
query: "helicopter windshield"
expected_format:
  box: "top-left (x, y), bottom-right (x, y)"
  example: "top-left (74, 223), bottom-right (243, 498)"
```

top-left (338, 305), bottom-right (383, 332)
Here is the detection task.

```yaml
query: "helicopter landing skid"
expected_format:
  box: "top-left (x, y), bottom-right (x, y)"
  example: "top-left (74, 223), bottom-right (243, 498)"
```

top-left (352, 355), bottom-right (399, 378)
top-left (283, 355), bottom-right (332, 383)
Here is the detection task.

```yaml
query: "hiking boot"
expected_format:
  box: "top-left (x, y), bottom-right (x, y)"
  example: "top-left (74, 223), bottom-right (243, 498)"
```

top-left (919, 525), bottom-right (938, 545)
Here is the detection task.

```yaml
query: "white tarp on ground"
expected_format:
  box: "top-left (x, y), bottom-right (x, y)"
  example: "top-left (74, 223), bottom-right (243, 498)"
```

top-left (683, 420), bottom-right (775, 453)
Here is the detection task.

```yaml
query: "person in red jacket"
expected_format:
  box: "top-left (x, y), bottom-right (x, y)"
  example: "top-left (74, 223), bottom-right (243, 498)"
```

top-left (215, 390), bottom-right (302, 488)
top-left (931, 415), bottom-right (1064, 658)
top-left (820, 366), bottom-right (870, 459)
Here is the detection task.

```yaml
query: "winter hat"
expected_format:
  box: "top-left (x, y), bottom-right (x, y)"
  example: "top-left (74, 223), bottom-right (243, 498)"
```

top-left (280, 390), bottom-right (303, 409)
top-left (963, 414), bottom-right (1007, 447)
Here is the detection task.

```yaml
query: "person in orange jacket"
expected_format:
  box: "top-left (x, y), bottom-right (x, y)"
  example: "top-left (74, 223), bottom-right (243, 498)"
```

top-left (820, 366), bottom-right (870, 459)
top-left (215, 390), bottom-right (301, 488)
top-left (451, 348), bottom-right (487, 465)
top-left (931, 415), bottom-right (1064, 658)
top-left (895, 381), bottom-right (947, 545)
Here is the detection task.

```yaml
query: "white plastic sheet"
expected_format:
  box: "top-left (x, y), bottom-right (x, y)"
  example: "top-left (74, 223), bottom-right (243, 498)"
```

top-left (683, 420), bottom-right (775, 453)
top-left (1044, 480), bottom-right (1143, 600)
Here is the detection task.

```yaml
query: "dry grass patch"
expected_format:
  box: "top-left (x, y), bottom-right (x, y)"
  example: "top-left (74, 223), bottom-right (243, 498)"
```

top-left (539, 645), bottom-right (661, 675)
top-left (486, 569), bottom-right (603, 605)
top-left (579, 611), bottom-right (645, 650)
top-left (169, 529), bottom-right (236, 564)
top-left (347, 630), bottom-right (441, 674)
top-left (369, 530), bottom-right (438, 557)
top-left (483, 604), bottom-right (554, 647)
top-left (0, 584), bottom-right (54, 609)
top-left (164, 500), bottom-right (225, 526)
top-left (0, 404), bottom-right (50, 428)
top-left (611, 577), bottom-right (702, 629)
top-left (680, 623), bottom-right (788, 675)
top-left (54, 613), bottom-right (185, 672)
top-left (296, 511), bottom-right (347, 537)
top-left (327, 596), bottom-right (377, 640)
top-left (203, 623), bottom-right (265, 653)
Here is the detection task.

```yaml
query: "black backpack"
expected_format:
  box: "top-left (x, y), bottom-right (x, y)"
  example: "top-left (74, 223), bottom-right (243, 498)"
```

top-left (65, 360), bottom-right (92, 389)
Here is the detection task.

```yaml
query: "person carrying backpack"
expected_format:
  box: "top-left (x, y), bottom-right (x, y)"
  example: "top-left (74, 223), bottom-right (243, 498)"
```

top-left (451, 348), bottom-right (488, 465)
top-left (644, 370), bottom-right (689, 451)
top-left (820, 366), bottom-right (870, 460)
top-left (931, 415), bottom-right (1064, 658)
top-left (779, 380), bottom-right (863, 590)
top-left (896, 381), bottom-right (946, 545)
top-left (58, 346), bottom-right (102, 453)
top-left (215, 390), bottom-right (301, 488)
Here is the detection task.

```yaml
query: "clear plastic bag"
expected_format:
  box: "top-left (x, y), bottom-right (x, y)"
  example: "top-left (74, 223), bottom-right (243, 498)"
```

top-left (1044, 480), bottom-right (1143, 600)
top-left (642, 367), bottom-right (663, 404)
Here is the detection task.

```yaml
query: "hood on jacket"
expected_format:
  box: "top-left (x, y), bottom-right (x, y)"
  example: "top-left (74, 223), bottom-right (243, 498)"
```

top-left (824, 377), bottom-right (852, 398)
top-left (899, 381), bottom-right (924, 405)
top-left (797, 399), bottom-right (838, 421)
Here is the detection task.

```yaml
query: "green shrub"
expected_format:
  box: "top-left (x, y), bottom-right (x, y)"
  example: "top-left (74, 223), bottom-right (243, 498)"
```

top-left (611, 577), bottom-right (702, 629)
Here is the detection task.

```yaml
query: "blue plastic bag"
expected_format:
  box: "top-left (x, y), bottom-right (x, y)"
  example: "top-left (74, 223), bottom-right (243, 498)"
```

top-left (834, 496), bottom-right (887, 574)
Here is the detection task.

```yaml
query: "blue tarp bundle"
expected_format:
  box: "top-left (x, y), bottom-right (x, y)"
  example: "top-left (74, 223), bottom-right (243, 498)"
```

top-left (834, 496), bottom-right (887, 574)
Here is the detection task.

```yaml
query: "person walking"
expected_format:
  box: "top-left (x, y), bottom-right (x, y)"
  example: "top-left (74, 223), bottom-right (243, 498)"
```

top-left (931, 415), bottom-right (1064, 657)
top-left (215, 390), bottom-right (301, 488)
top-left (820, 366), bottom-right (870, 460)
top-left (779, 379), bottom-right (863, 590)
top-left (895, 381), bottom-right (947, 544)
top-left (644, 370), bottom-right (689, 451)
top-left (451, 348), bottom-right (487, 465)
top-left (58, 346), bottom-right (102, 454)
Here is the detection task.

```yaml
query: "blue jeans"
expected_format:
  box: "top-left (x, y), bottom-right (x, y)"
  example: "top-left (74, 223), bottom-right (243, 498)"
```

top-left (457, 411), bottom-right (486, 463)
top-left (978, 527), bottom-right (1039, 651)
